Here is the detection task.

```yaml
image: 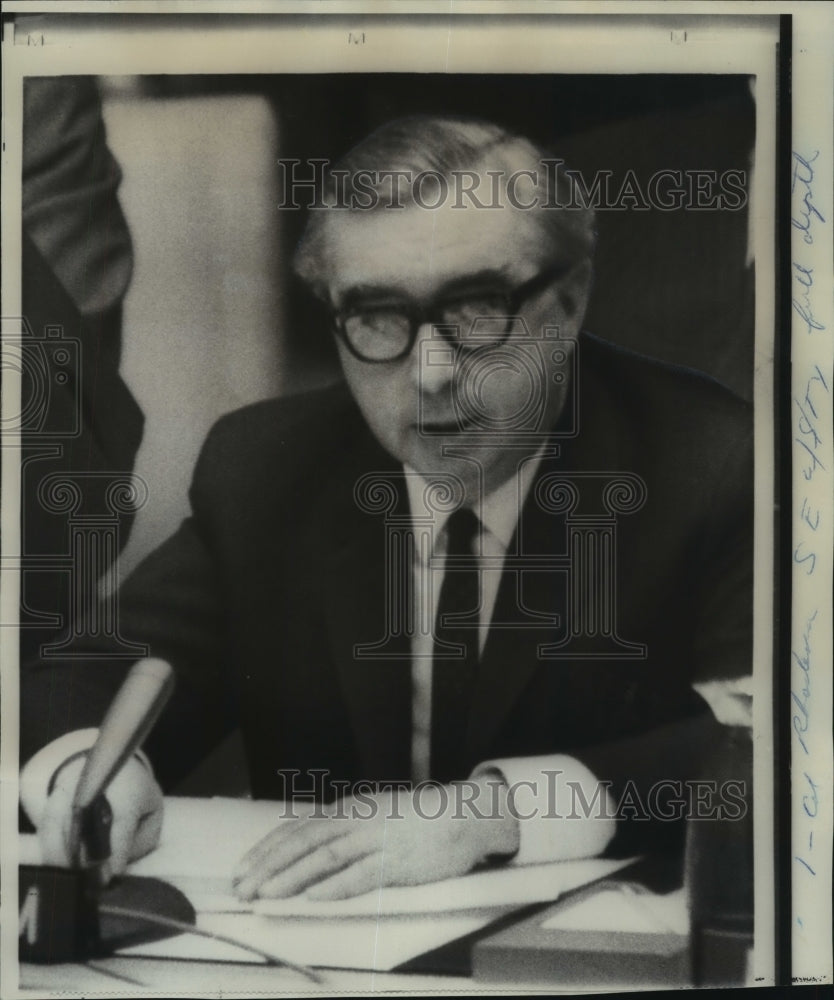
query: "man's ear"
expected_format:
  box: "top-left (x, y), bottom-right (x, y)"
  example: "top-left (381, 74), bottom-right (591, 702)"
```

top-left (557, 258), bottom-right (593, 324)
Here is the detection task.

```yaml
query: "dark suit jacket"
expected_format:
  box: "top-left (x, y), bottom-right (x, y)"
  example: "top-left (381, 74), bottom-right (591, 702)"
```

top-left (21, 333), bottom-right (753, 856)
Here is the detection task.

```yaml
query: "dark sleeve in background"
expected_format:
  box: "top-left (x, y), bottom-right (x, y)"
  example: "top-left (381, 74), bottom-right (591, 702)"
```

top-left (20, 77), bottom-right (144, 664)
top-left (18, 405), bottom-right (267, 794)
top-left (18, 515), bottom-right (232, 792)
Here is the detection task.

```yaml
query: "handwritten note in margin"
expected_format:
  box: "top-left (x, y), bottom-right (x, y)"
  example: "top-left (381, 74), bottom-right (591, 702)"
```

top-left (790, 10), bottom-right (834, 986)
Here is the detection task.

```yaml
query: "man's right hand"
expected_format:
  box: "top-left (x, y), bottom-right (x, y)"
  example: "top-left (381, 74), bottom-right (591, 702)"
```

top-left (38, 755), bottom-right (163, 877)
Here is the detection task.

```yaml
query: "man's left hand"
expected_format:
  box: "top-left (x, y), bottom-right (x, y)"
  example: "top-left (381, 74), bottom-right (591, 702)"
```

top-left (232, 778), bottom-right (519, 901)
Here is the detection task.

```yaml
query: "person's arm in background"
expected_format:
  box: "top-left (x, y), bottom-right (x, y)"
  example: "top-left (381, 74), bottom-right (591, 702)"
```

top-left (18, 75), bottom-right (145, 854)
top-left (21, 76), bottom-right (143, 665)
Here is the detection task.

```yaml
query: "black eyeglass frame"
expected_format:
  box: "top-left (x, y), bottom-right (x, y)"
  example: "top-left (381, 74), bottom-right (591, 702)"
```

top-left (330, 262), bottom-right (570, 364)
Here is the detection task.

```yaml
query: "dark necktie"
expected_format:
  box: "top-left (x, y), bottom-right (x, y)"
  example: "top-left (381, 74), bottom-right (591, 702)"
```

top-left (430, 507), bottom-right (481, 783)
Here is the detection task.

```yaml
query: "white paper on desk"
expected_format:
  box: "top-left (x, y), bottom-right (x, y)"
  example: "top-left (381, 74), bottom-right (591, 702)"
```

top-left (127, 797), bottom-right (293, 912)
top-left (252, 855), bottom-right (633, 917)
top-left (541, 886), bottom-right (689, 935)
top-left (128, 797), bottom-right (633, 917)
top-left (120, 910), bottom-right (504, 971)
top-left (121, 856), bottom-right (635, 971)
top-left (130, 796), bottom-right (299, 881)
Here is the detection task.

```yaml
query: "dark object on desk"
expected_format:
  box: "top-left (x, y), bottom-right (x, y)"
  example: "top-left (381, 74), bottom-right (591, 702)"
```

top-left (19, 867), bottom-right (194, 963)
top-left (695, 917), bottom-right (755, 986)
top-left (20, 659), bottom-right (186, 964)
top-left (685, 725), bottom-right (754, 986)
top-left (97, 874), bottom-right (196, 953)
top-left (18, 865), bottom-right (98, 964)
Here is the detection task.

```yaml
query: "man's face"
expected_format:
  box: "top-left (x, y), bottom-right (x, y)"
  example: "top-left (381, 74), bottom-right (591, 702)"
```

top-left (322, 200), bottom-right (584, 499)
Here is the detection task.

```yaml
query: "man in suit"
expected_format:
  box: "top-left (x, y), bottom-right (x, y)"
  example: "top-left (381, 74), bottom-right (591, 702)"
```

top-left (21, 116), bottom-right (753, 901)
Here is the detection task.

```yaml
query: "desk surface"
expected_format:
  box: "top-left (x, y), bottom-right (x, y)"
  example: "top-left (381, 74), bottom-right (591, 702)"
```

top-left (18, 809), bottom-right (689, 994)
top-left (19, 885), bottom-right (692, 996)
top-left (20, 958), bottom-right (545, 995)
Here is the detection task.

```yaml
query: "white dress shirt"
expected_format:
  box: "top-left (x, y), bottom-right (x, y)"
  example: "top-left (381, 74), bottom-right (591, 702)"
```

top-left (403, 456), bottom-right (619, 864)
top-left (405, 455), bottom-right (544, 783)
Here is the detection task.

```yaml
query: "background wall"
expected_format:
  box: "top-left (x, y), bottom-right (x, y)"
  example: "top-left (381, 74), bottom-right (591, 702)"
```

top-left (100, 84), bottom-right (287, 580)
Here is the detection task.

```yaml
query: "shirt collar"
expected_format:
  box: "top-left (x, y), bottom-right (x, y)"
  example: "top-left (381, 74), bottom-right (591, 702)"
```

top-left (404, 445), bottom-right (547, 556)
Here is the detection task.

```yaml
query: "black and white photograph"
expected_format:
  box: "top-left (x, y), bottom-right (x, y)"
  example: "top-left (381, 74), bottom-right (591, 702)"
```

top-left (2, 5), bottom-right (832, 996)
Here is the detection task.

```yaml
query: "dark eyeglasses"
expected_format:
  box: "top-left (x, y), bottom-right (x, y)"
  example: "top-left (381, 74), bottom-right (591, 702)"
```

top-left (331, 264), bottom-right (568, 363)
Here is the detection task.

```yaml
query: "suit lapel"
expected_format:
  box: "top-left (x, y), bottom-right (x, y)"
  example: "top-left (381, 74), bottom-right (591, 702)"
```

top-left (321, 440), bottom-right (413, 783)
top-left (467, 446), bottom-right (568, 762)
top-left (465, 337), bottom-right (628, 762)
